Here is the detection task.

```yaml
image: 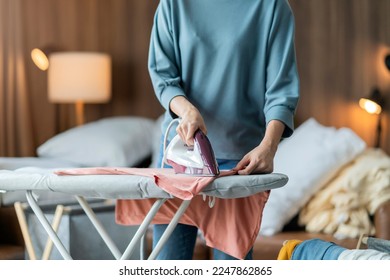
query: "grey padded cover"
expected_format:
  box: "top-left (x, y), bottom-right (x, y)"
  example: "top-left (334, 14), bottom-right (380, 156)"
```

top-left (0, 167), bottom-right (288, 200)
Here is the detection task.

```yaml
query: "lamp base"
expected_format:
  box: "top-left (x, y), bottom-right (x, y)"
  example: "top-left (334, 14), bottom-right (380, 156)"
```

top-left (375, 114), bottom-right (382, 148)
top-left (75, 101), bottom-right (85, 126)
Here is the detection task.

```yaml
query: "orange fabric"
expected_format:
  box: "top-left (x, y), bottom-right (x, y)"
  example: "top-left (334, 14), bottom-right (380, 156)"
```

top-left (117, 193), bottom-right (269, 259)
top-left (277, 239), bottom-right (303, 260)
top-left (55, 167), bottom-right (270, 259)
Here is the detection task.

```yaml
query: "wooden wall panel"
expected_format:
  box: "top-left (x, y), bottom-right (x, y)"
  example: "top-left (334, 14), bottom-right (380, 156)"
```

top-left (289, 0), bottom-right (390, 153)
top-left (20, 0), bottom-right (162, 148)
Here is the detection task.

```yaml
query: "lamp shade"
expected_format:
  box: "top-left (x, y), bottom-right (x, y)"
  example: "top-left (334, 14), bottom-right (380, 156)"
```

top-left (359, 88), bottom-right (383, 115)
top-left (48, 52), bottom-right (111, 103)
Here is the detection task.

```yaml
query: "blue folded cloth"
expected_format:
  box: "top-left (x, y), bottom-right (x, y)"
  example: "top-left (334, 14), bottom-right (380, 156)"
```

top-left (291, 239), bottom-right (347, 260)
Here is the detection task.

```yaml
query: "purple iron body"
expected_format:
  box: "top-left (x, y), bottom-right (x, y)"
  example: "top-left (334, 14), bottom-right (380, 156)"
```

top-left (163, 129), bottom-right (220, 176)
top-left (193, 130), bottom-right (220, 176)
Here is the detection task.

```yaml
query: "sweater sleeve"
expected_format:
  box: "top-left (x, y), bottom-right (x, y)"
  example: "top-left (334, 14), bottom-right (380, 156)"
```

top-left (148, 0), bottom-right (185, 116)
top-left (264, 0), bottom-right (300, 138)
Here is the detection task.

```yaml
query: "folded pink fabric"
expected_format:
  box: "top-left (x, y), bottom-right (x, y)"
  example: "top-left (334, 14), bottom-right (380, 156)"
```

top-left (55, 167), bottom-right (235, 200)
top-left (55, 167), bottom-right (269, 259)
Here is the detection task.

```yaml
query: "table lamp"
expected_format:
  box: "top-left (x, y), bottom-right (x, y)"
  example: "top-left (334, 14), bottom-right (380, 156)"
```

top-left (47, 52), bottom-right (112, 126)
top-left (359, 88), bottom-right (385, 148)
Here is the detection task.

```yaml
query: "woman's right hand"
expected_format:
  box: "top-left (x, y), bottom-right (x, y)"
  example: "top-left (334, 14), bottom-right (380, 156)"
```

top-left (169, 96), bottom-right (207, 146)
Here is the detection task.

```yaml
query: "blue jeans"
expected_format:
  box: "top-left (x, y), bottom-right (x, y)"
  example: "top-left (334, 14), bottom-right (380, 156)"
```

top-left (153, 223), bottom-right (253, 260)
top-left (154, 145), bottom-right (253, 260)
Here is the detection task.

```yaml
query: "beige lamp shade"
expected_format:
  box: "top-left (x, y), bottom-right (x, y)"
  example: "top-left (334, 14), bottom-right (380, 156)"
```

top-left (48, 52), bottom-right (111, 103)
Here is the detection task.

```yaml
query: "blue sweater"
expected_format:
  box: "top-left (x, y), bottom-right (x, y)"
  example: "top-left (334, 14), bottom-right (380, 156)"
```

top-left (148, 0), bottom-right (299, 160)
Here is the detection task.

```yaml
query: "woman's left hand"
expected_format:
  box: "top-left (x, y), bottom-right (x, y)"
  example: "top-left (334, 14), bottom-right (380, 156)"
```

top-left (233, 143), bottom-right (276, 175)
top-left (233, 120), bottom-right (285, 175)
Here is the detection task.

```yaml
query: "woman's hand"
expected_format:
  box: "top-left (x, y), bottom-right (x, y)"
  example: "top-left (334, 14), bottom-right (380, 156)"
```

top-left (170, 96), bottom-right (207, 146)
top-left (234, 143), bottom-right (276, 174)
top-left (234, 120), bottom-right (285, 175)
top-left (177, 107), bottom-right (207, 146)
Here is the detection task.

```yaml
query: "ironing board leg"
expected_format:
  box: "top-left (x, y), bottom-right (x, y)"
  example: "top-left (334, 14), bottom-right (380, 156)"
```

top-left (120, 198), bottom-right (168, 260)
top-left (140, 233), bottom-right (147, 260)
top-left (14, 201), bottom-right (37, 260)
top-left (75, 196), bottom-right (122, 259)
top-left (41, 204), bottom-right (65, 260)
top-left (25, 191), bottom-right (73, 260)
top-left (148, 199), bottom-right (192, 260)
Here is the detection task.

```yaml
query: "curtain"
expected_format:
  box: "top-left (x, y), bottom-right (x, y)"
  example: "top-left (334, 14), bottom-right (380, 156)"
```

top-left (0, 0), bottom-right (34, 156)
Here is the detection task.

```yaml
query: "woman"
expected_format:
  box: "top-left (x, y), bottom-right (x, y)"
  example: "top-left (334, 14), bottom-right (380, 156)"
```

top-left (148, 0), bottom-right (300, 260)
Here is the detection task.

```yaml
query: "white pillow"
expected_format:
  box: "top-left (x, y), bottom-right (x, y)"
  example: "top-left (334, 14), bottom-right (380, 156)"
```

top-left (149, 114), bottom-right (164, 168)
top-left (259, 118), bottom-right (367, 236)
top-left (37, 116), bottom-right (157, 167)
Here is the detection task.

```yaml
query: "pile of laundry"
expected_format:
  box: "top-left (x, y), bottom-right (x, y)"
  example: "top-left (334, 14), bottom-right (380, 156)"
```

top-left (298, 148), bottom-right (390, 239)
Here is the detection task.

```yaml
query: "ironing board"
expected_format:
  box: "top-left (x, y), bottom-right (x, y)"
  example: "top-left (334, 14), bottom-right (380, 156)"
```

top-left (0, 167), bottom-right (288, 260)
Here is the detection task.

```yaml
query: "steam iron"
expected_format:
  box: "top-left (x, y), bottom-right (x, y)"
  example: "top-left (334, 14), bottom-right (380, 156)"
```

top-left (163, 129), bottom-right (220, 176)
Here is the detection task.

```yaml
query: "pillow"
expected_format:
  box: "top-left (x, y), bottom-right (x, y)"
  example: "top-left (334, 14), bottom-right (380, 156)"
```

top-left (37, 116), bottom-right (157, 167)
top-left (149, 114), bottom-right (164, 168)
top-left (259, 118), bottom-right (367, 236)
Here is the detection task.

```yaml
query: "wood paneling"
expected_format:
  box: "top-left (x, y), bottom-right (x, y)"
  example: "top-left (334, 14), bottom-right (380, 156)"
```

top-left (14, 0), bottom-right (390, 154)
top-left (20, 0), bottom-right (163, 148)
top-left (289, 0), bottom-right (390, 153)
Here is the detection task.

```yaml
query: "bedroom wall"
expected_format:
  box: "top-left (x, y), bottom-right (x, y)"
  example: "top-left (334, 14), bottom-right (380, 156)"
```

top-left (289, 0), bottom-right (390, 154)
top-left (19, 0), bottom-right (162, 149)
top-left (5, 0), bottom-right (390, 155)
